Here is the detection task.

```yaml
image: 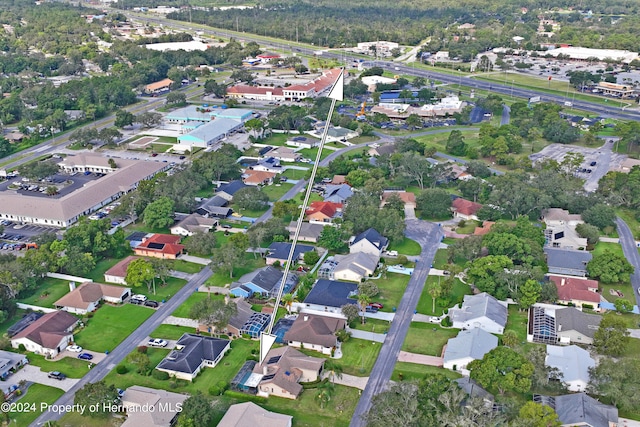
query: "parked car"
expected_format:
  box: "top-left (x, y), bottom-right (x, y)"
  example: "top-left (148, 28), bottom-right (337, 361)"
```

top-left (131, 294), bottom-right (148, 302)
top-left (144, 300), bottom-right (159, 308)
top-left (78, 353), bottom-right (94, 360)
top-left (147, 338), bottom-right (168, 347)
top-left (385, 250), bottom-right (398, 257)
top-left (48, 371), bottom-right (66, 380)
top-left (368, 302), bottom-right (384, 309)
top-left (365, 306), bottom-right (378, 313)
top-left (590, 161), bottom-right (597, 166)
top-left (67, 345), bottom-right (83, 352)
top-left (151, 153), bottom-right (158, 157)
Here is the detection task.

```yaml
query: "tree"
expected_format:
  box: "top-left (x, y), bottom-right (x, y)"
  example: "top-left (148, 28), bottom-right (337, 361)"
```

top-left (203, 80), bottom-right (227, 98)
top-left (397, 152), bottom-right (432, 190)
top-left (97, 127), bottom-right (122, 145)
top-left (166, 92), bottom-right (186, 105)
top-left (539, 280), bottom-right (558, 303)
top-left (177, 393), bottom-right (216, 427)
top-left (282, 293), bottom-right (297, 314)
top-left (315, 380), bottom-right (335, 409)
top-left (517, 279), bottom-right (541, 310)
top-left (364, 381), bottom-right (421, 427)
top-left (324, 359), bottom-right (343, 383)
top-left (406, 114), bottom-right (422, 130)
top-left (127, 350), bottom-right (151, 374)
top-left (502, 330), bottom-right (518, 347)
top-left (357, 293), bottom-right (370, 324)
top-left (142, 196), bottom-right (175, 229)
top-left (515, 402), bottom-right (561, 427)
top-left (588, 358), bottom-right (640, 412)
top-left (303, 250), bottom-right (320, 265)
top-left (575, 223), bottom-right (600, 246)
top-left (317, 226), bottom-right (348, 252)
top-left (587, 250), bottom-right (634, 283)
top-left (184, 230), bottom-right (217, 256)
top-left (232, 187), bottom-right (269, 211)
top-left (416, 188), bottom-right (452, 219)
top-left (18, 159), bottom-right (59, 181)
top-left (108, 158), bottom-right (117, 169)
top-left (137, 111), bottom-right (162, 128)
top-left (212, 239), bottom-right (246, 278)
top-left (466, 255), bottom-right (513, 296)
top-left (74, 381), bottom-right (119, 419)
top-left (426, 279), bottom-right (441, 313)
top-left (341, 304), bottom-right (359, 324)
top-left (593, 314), bottom-right (630, 356)
top-left (465, 160), bottom-right (492, 178)
top-left (582, 204), bottom-right (616, 229)
top-left (468, 346), bottom-right (534, 395)
top-left (125, 258), bottom-right (155, 291)
top-left (358, 281), bottom-right (379, 299)
top-left (115, 109), bottom-right (135, 128)
top-left (189, 297), bottom-right (237, 335)
top-left (446, 130), bottom-right (467, 156)
top-left (614, 298), bottom-right (633, 313)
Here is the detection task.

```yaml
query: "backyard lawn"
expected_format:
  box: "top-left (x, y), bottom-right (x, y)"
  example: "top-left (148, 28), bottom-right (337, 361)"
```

top-left (592, 241), bottom-right (624, 258)
top-left (392, 362), bottom-right (462, 382)
top-left (432, 248), bottom-right (449, 269)
top-left (387, 237), bottom-right (421, 256)
top-left (504, 305), bottom-right (529, 344)
top-left (402, 323), bottom-right (457, 356)
top-left (456, 220), bottom-right (481, 234)
top-left (205, 254), bottom-right (265, 288)
top-left (171, 292), bottom-right (225, 318)
top-left (86, 258), bottom-right (122, 282)
top-left (132, 277), bottom-right (188, 303)
top-left (74, 305), bottom-right (154, 352)
top-left (283, 168), bottom-right (308, 180)
top-left (170, 259), bottom-right (204, 274)
top-left (18, 277), bottom-right (70, 308)
top-left (261, 183), bottom-right (294, 202)
top-left (9, 384), bottom-right (64, 427)
top-left (374, 273), bottom-right (410, 312)
top-left (416, 277), bottom-right (470, 316)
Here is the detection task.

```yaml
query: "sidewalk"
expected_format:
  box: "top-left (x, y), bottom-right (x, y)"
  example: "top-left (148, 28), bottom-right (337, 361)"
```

top-left (169, 270), bottom-right (195, 280)
top-left (179, 254), bottom-right (211, 265)
top-left (364, 311), bottom-right (395, 321)
top-left (348, 328), bottom-right (387, 343)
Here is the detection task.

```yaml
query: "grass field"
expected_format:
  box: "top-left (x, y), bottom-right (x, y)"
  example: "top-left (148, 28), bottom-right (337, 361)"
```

top-left (504, 305), bottom-right (529, 344)
top-left (9, 384), bottom-right (65, 427)
top-left (456, 220), bottom-right (481, 234)
top-left (261, 183), bottom-right (294, 201)
top-left (298, 147), bottom-right (333, 161)
top-left (170, 259), bottom-right (204, 274)
top-left (205, 254), bottom-right (266, 287)
top-left (392, 362), bottom-right (462, 382)
top-left (375, 273), bottom-right (410, 312)
top-left (283, 168), bottom-right (308, 180)
top-left (415, 129), bottom-right (480, 154)
top-left (171, 292), bottom-right (225, 318)
top-left (28, 353), bottom-right (95, 379)
top-left (416, 277), bottom-right (470, 316)
top-left (18, 277), bottom-right (70, 308)
top-left (350, 317), bottom-right (391, 333)
top-left (150, 324), bottom-right (198, 340)
top-left (432, 248), bottom-right (449, 269)
top-left (617, 208), bottom-right (640, 240)
top-left (86, 257), bottom-right (123, 282)
top-left (387, 237), bottom-right (421, 256)
top-left (592, 241), bottom-right (624, 258)
top-left (304, 338), bottom-right (381, 377)
top-left (402, 323), bottom-right (457, 356)
top-left (74, 305), bottom-right (154, 352)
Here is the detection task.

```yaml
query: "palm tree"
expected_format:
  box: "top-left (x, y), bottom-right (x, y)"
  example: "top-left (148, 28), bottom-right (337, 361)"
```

top-left (323, 360), bottom-right (343, 383)
top-left (357, 293), bottom-right (370, 324)
top-left (315, 381), bottom-right (335, 409)
top-left (281, 293), bottom-right (298, 314)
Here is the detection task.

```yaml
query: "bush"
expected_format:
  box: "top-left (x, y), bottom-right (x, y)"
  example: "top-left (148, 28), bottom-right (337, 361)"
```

top-left (116, 365), bottom-right (128, 375)
top-left (396, 255), bottom-right (408, 265)
top-left (301, 378), bottom-right (324, 389)
top-left (137, 346), bottom-right (148, 354)
top-left (441, 316), bottom-right (452, 327)
top-left (152, 370), bottom-right (170, 380)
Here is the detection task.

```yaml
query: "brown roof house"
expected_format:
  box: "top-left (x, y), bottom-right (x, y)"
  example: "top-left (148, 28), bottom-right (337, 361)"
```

top-left (104, 256), bottom-right (138, 285)
top-left (283, 313), bottom-right (345, 355)
top-left (121, 385), bottom-right (188, 427)
top-left (218, 402), bottom-right (292, 427)
top-left (380, 190), bottom-right (416, 208)
top-left (451, 197), bottom-right (482, 221)
top-left (253, 346), bottom-right (325, 399)
top-left (11, 311), bottom-right (79, 357)
top-left (54, 282), bottom-right (131, 315)
top-left (242, 170), bottom-right (277, 186)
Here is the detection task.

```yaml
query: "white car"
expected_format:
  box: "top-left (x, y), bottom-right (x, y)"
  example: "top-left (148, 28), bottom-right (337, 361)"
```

top-left (385, 250), bottom-right (398, 257)
top-left (67, 345), bottom-right (83, 352)
top-left (147, 339), bottom-right (168, 347)
top-left (131, 294), bottom-right (148, 302)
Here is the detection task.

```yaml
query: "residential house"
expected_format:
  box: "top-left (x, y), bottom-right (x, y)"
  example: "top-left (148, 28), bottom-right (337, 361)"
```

top-left (297, 279), bottom-right (358, 314)
top-left (54, 282), bottom-right (131, 315)
top-left (455, 377), bottom-right (494, 405)
top-left (331, 175), bottom-right (347, 185)
top-left (120, 386), bottom-right (188, 427)
top-left (11, 311), bottom-right (79, 357)
top-left (4, 131), bottom-right (25, 143)
top-left (548, 275), bottom-right (601, 311)
top-left (195, 196), bottom-right (232, 219)
top-left (286, 136), bottom-right (318, 149)
top-left (542, 209), bottom-right (587, 249)
top-left (306, 201), bottom-right (343, 225)
top-left (104, 256), bottom-right (138, 285)
top-left (536, 393), bottom-right (618, 427)
top-left (443, 328), bottom-right (498, 371)
top-left (156, 333), bottom-right (230, 381)
top-left (253, 346), bottom-right (325, 399)
top-left (0, 350), bottom-right (28, 380)
top-left (217, 180), bottom-right (248, 201)
top-left (7, 312), bottom-right (43, 338)
top-left (250, 157), bottom-right (284, 174)
top-left (287, 221), bottom-right (324, 243)
top-left (134, 234), bottom-right (185, 259)
top-left (218, 402), bottom-right (292, 427)
top-left (170, 214), bottom-right (218, 236)
top-left (242, 170), bottom-right (277, 186)
top-left (144, 78), bottom-right (173, 94)
top-left (528, 305), bottom-right (602, 345)
top-left (283, 313), bottom-right (345, 355)
top-left (224, 299), bottom-right (270, 338)
top-left (332, 252), bottom-right (379, 282)
top-left (349, 228), bottom-right (389, 257)
top-left (380, 191), bottom-right (416, 208)
top-left (230, 266), bottom-right (299, 298)
top-left (545, 345), bottom-right (595, 392)
top-left (449, 292), bottom-right (508, 335)
top-left (263, 147), bottom-right (301, 163)
top-left (369, 144), bottom-right (397, 160)
top-left (542, 208), bottom-right (584, 227)
top-left (265, 242), bottom-right (315, 266)
top-left (323, 184), bottom-right (353, 204)
top-left (544, 247), bottom-right (592, 277)
top-left (451, 198), bottom-right (482, 221)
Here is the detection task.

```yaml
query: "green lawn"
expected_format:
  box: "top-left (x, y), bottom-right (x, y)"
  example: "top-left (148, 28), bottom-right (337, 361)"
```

top-left (74, 305), bottom-right (154, 352)
top-left (0, 309), bottom-right (26, 336)
top-left (150, 324), bottom-right (198, 340)
top-left (86, 257), bottom-right (123, 282)
top-left (601, 282), bottom-right (634, 303)
top-left (18, 277), bottom-right (70, 308)
top-left (59, 411), bottom-right (123, 427)
top-left (133, 277), bottom-right (189, 302)
top-left (387, 237), bottom-right (421, 256)
top-left (104, 339), bottom-right (258, 394)
top-left (9, 384), bottom-right (64, 427)
top-left (374, 273), bottom-right (410, 312)
top-left (504, 305), bottom-right (529, 345)
top-left (338, 338), bottom-right (382, 376)
top-left (402, 323), bottom-right (457, 356)
top-left (618, 208), bottom-right (640, 240)
top-left (592, 241), bottom-right (624, 258)
top-left (125, 221), bottom-right (171, 235)
top-left (392, 362), bottom-right (462, 382)
top-left (456, 220), bottom-right (481, 234)
top-left (150, 142), bottom-right (172, 153)
top-left (260, 133), bottom-right (289, 146)
top-left (416, 277), bottom-right (470, 316)
top-left (27, 353), bottom-right (93, 379)
top-left (298, 147), bottom-right (333, 161)
top-left (350, 317), bottom-right (391, 333)
top-left (205, 254), bottom-right (265, 287)
top-left (231, 204), bottom-right (269, 218)
top-left (171, 292), bottom-right (225, 318)
top-left (283, 168), bottom-right (308, 180)
top-left (261, 183), bottom-right (294, 202)
top-left (432, 249), bottom-right (449, 269)
top-left (170, 259), bottom-right (204, 274)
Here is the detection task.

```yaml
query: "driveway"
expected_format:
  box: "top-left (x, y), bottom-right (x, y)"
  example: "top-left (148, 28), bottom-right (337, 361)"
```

top-left (9, 365), bottom-right (79, 392)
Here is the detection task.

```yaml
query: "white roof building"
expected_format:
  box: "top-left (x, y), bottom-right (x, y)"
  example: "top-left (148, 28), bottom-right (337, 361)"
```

top-left (543, 47), bottom-right (639, 63)
top-left (545, 345), bottom-right (595, 392)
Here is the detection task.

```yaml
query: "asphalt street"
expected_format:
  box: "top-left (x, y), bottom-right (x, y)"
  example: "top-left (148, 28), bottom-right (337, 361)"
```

top-left (615, 218), bottom-right (640, 308)
top-left (350, 219), bottom-right (443, 427)
top-left (31, 266), bottom-right (213, 426)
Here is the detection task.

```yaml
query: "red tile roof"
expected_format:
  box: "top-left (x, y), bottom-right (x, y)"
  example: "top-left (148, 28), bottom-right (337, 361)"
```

top-left (136, 234), bottom-right (184, 255)
top-left (452, 198), bottom-right (482, 216)
top-left (227, 85), bottom-right (284, 96)
top-left (285, 68), bottom-right (344, 94)
top-left (549, 275), bottom-right (600, 304)
top-left (306, 201), bottom-right (342, 219)
top-left (242, 170), bottom-right (277, 185)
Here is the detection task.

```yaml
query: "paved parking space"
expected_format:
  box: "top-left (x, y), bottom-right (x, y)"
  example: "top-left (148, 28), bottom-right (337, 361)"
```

top-left (55, 349), bottom-right (108, 364)
top-left (8, 365), bottom-right (80, 391)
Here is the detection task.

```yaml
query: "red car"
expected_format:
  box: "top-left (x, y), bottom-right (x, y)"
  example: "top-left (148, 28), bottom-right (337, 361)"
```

top-left (368, 302), bottom-right (383, 309)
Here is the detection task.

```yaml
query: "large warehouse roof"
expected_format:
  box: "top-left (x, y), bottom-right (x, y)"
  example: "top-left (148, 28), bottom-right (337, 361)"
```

top-left (544, 47), bottom-right (639, 63)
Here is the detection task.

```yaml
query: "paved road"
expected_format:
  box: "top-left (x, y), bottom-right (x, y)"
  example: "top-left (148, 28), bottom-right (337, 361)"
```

top-left (350, 219), bottom-right (443, 427)
top-left (31, 266), bottom-right (213, 426)
top-left (615, 217), bottom-right (640, 308)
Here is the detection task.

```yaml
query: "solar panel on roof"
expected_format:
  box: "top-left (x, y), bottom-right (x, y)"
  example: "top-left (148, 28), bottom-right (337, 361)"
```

top-left (262, 374), bottom-right (276, 381)
top-left (147, 242), bottom-right (165, 250)
top-left (267, 355), bottom-right (281, 364)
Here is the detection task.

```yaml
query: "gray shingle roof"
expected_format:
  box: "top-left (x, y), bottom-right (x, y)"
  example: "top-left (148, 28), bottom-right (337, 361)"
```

top-left (555, 307), bottom-right (602, 339)
top-left (352, 228), bottom-right (388, 250)
top-left (443, 328), bottom-right (498, 365)
top-left (544, 247), bottom-right (592, 275)
top-left (239, 266), bottom-right (286, 294)
top-left (267, 242), bottom-right (314, 262)
top-left (450, 292), bottom-right (508, 327)
top-left (554, 393), bottom-right (618, 427)
top-left (217, 180), bottom-right (247, 197)
top-left (323, 184), bottom-right (353, 203)
top-left (287, 221), bottom-right (324, 240)
top-left (156, 334), bottom-right (229, 375)
top-left (303, 279), bottom-right (358, 308)
top-left (455, 377), bottom-right (494, 402)
top-left (545, 345), bottom-right (594, 386)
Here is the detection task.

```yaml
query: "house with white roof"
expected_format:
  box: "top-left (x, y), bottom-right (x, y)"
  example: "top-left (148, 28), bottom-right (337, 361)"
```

top-left (443, 328), bottom-right (498, 372)
top-left (545, 344), bottom-right (595, 392)
top-left (449, 293), bottom-right (508, 335)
